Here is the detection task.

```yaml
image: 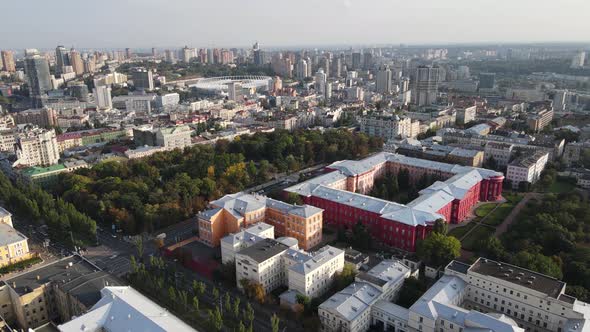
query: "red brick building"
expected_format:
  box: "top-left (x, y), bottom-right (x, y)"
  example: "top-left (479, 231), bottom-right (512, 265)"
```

top-left (285, 152), bottom-right (504, 252)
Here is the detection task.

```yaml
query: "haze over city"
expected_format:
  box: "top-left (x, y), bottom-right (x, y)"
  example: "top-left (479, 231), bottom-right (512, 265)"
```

top-left (2, 0), bottom-right (590, 48)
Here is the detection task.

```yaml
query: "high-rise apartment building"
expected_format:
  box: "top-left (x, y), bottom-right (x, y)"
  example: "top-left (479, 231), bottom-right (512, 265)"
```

top-left (69, 49), bottom-right (84, 76)
top-left (479, 72), bottom-right (496, 90)
top-left (24, 52), bottom-right (52, 103)
top-left (131, 68), bottom-right (154, 91)
top-left (295, 58), bottom-right (308, 79)
top-left (93, 85), bottom-right (112, 109)
top-left (352, 52), bottom-right (362, 70)
top-left (55, 46), bottom-right (70, 75)
top-left (376, 65), bottom-right (393, 94)
top-left (1, 51), bottom-right (16, 72)
top-left (315, 68), bottom-right (328, 96)
top-left (571, 51), bottom-right (586, 68)
top-left (164, 49), bottom-right (176, 64)
top-left (412, 65), bottom-right (440, 106)
top-left (15, 127), bottom-right (60, 167)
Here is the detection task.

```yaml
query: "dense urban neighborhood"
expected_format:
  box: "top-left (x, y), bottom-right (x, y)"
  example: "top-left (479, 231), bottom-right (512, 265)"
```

top-left (0, 4), bottom-right (590, 331)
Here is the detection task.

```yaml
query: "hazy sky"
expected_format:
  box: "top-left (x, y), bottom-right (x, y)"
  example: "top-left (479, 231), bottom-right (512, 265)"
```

top-left (1, 0), bottom-right (589, 49)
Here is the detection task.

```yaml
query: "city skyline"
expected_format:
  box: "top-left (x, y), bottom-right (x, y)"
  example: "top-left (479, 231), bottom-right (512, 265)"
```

top-left (1, 0), bottom-right (590, 49)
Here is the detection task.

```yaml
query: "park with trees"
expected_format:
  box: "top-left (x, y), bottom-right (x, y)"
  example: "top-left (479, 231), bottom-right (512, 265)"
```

top-left (52, 129), bottom-right (383, 235)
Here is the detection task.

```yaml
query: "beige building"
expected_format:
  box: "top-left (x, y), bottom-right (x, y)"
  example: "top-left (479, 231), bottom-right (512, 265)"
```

top-left (527, 108), bottom-right (554, 132)
top-left (506, 151), bottom-right (549, 188)
top-left (13, 108), bottom-right (57, 128)
top-left (0, 255), bottom-right (121, 330)
top-left (360, 115), bottom-right (419, 140)
top-left (15, 127), bottom-right (60, 167)
top-left (155, 125), bottom-right (192, 149)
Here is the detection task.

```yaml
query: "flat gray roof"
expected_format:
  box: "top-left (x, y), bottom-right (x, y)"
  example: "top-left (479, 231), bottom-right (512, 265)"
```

top-left (470, 258), bottom-right (565, 299)
top-left (4, 255), bottom-right (122, 307)
top-left (237, 238), bottom-right (289, 263)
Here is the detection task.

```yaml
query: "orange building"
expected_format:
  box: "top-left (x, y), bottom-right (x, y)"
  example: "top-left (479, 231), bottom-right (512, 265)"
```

top-left (197, 192), bottom-right (323, 250)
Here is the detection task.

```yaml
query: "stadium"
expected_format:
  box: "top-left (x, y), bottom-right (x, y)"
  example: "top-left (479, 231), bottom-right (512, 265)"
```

top-left (189, 75), bottom-right (272, 95)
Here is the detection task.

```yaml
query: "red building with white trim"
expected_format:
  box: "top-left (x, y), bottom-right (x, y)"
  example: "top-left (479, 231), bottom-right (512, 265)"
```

top-left (284, 152), bottom-right (504, 252)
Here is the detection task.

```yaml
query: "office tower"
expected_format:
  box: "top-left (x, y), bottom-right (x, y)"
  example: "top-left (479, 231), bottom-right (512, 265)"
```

top-left (479, 72), bottom-right (496, 90)
top-left (24, 52), bottom-right (52, 101)
top-left (363, 52), bottom-right (373, 69)
top-left (319, 57), bottom-right (330, 77)
top-left (376, 65), bottom-right (393, 94)
top-left (93, 85), bottom-right (112, 109)
top-left (295, 58), bottom-right (308, 79)
top-left (182, 46), bottom-right (193, 63)
top-left (315, 68), bottom-right (327, 96)
top-left (151, 48), bottom-right (157, 57)
top-left (457, 65), bottom-right (470, 79)
top-left (352, 52), bottom-right (362, 70)
top-left (411, 65), bottom-right (440, 106)
top-left (1, 51), bottom-right (16, 72)
top-left (69, 49), bottom-right (84, 76)
top-left (69, 83), bottom-right (89, 102)
top-left (125, 48), bottom-right (132, 59)
top-left (164, 50), bottom-right (176, 64)
top-left (253, 42), bottom-right (265, 66)
top-left (571, 51), bottom-right (586, 68)
top-left (131, 68), bottom-right (154, 90)
top-left (331, 57), bottom-right (341, 78)
top-left (206, 49), bottom-right (214, 64)
top-left (84, 56), bottom-right (96, 74)
top-left (55, 46), bottom-right (70, 75)
top-left (325, 82), bottom-right (332, 100)
top-left (305, 57), bottom-right (313, 77)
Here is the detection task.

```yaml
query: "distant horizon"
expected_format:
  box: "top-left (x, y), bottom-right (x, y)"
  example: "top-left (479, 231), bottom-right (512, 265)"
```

top-left (5, 41), bottom-right (590, 54)
top-left (2, 0), bottom-right (590, 50)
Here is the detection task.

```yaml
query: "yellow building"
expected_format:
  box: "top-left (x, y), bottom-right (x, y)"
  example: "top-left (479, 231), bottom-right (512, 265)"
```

top-left (0, 255), bottom-right (121, 330)
top-left (0, 207), bottom-right (31, 267)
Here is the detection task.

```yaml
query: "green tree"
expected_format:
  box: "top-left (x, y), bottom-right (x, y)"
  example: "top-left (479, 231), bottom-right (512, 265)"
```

top-left (238, 321), bottom-right (246, 332)
top-left (192, 280), bottom-right (205, 296)
top-left (333, 263), bottom-right (357, 292)
top-left (286, 192), bottom-right (303, 205)
top-left (208, 307), bottom-right (223, 331)
top-left (432, 219), bottom-right (448, 235)
top-left (192, 296), bottom-right (199, 312)
top-left (271, 313), bottom-right (280, 332)
top-left (243, 303), bottom-right (254, 325)
top-left (224, 292), bottom-right (231, 312)
top-left (212, 287), bottom-right (220, 303)
top-left (134, 237), bottom-right (144, 260)
top-left (232, 297), bottom-right (241, 318)
top-left (417, 233), bottom-right (461, 267)
top-left (167, 286), bottom-right (177, 304)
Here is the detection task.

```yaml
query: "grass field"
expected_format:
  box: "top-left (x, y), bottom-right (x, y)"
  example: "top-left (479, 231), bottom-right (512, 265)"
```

top-left (548, 180), bottom-right (576, 194)
top-left (461, 226), bottom-right (495, 251)
top-left (475, 203), bottom-right (497, 218)
top-left (481, 194), bottom-right (522, 226)
top-left (448, 223), bottom-right (475, 240)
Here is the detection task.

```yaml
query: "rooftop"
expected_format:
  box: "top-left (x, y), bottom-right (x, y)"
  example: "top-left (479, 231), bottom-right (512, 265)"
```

top-left (0, 223), bottom-right (27, 246)
top-left (58, 286), bottom-right (197, 332)
top-left (4, 255), bottom-right (121, 307)
top-left (290, 245), bottom-right (344, 275)
top-left (237, 238), bottom-right (289, 264)
top-left (469, 258), bottom-right (566, 299)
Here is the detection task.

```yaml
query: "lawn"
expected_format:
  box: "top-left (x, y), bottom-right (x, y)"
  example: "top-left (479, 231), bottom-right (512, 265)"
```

top-left (548, 180), bottom-right (576, 194)
top-left (461, 225), bottom-right (495, 251)
top-left (448, 223), bottom-right (475, 240)
top-left (481, 195), bottom-right (521, 226)
top-left (475, 203), bottom-right (497, 218)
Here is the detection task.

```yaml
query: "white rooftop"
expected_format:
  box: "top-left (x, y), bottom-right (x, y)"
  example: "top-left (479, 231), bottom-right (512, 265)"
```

top-left (58, 286), bottom-right (198, 332)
